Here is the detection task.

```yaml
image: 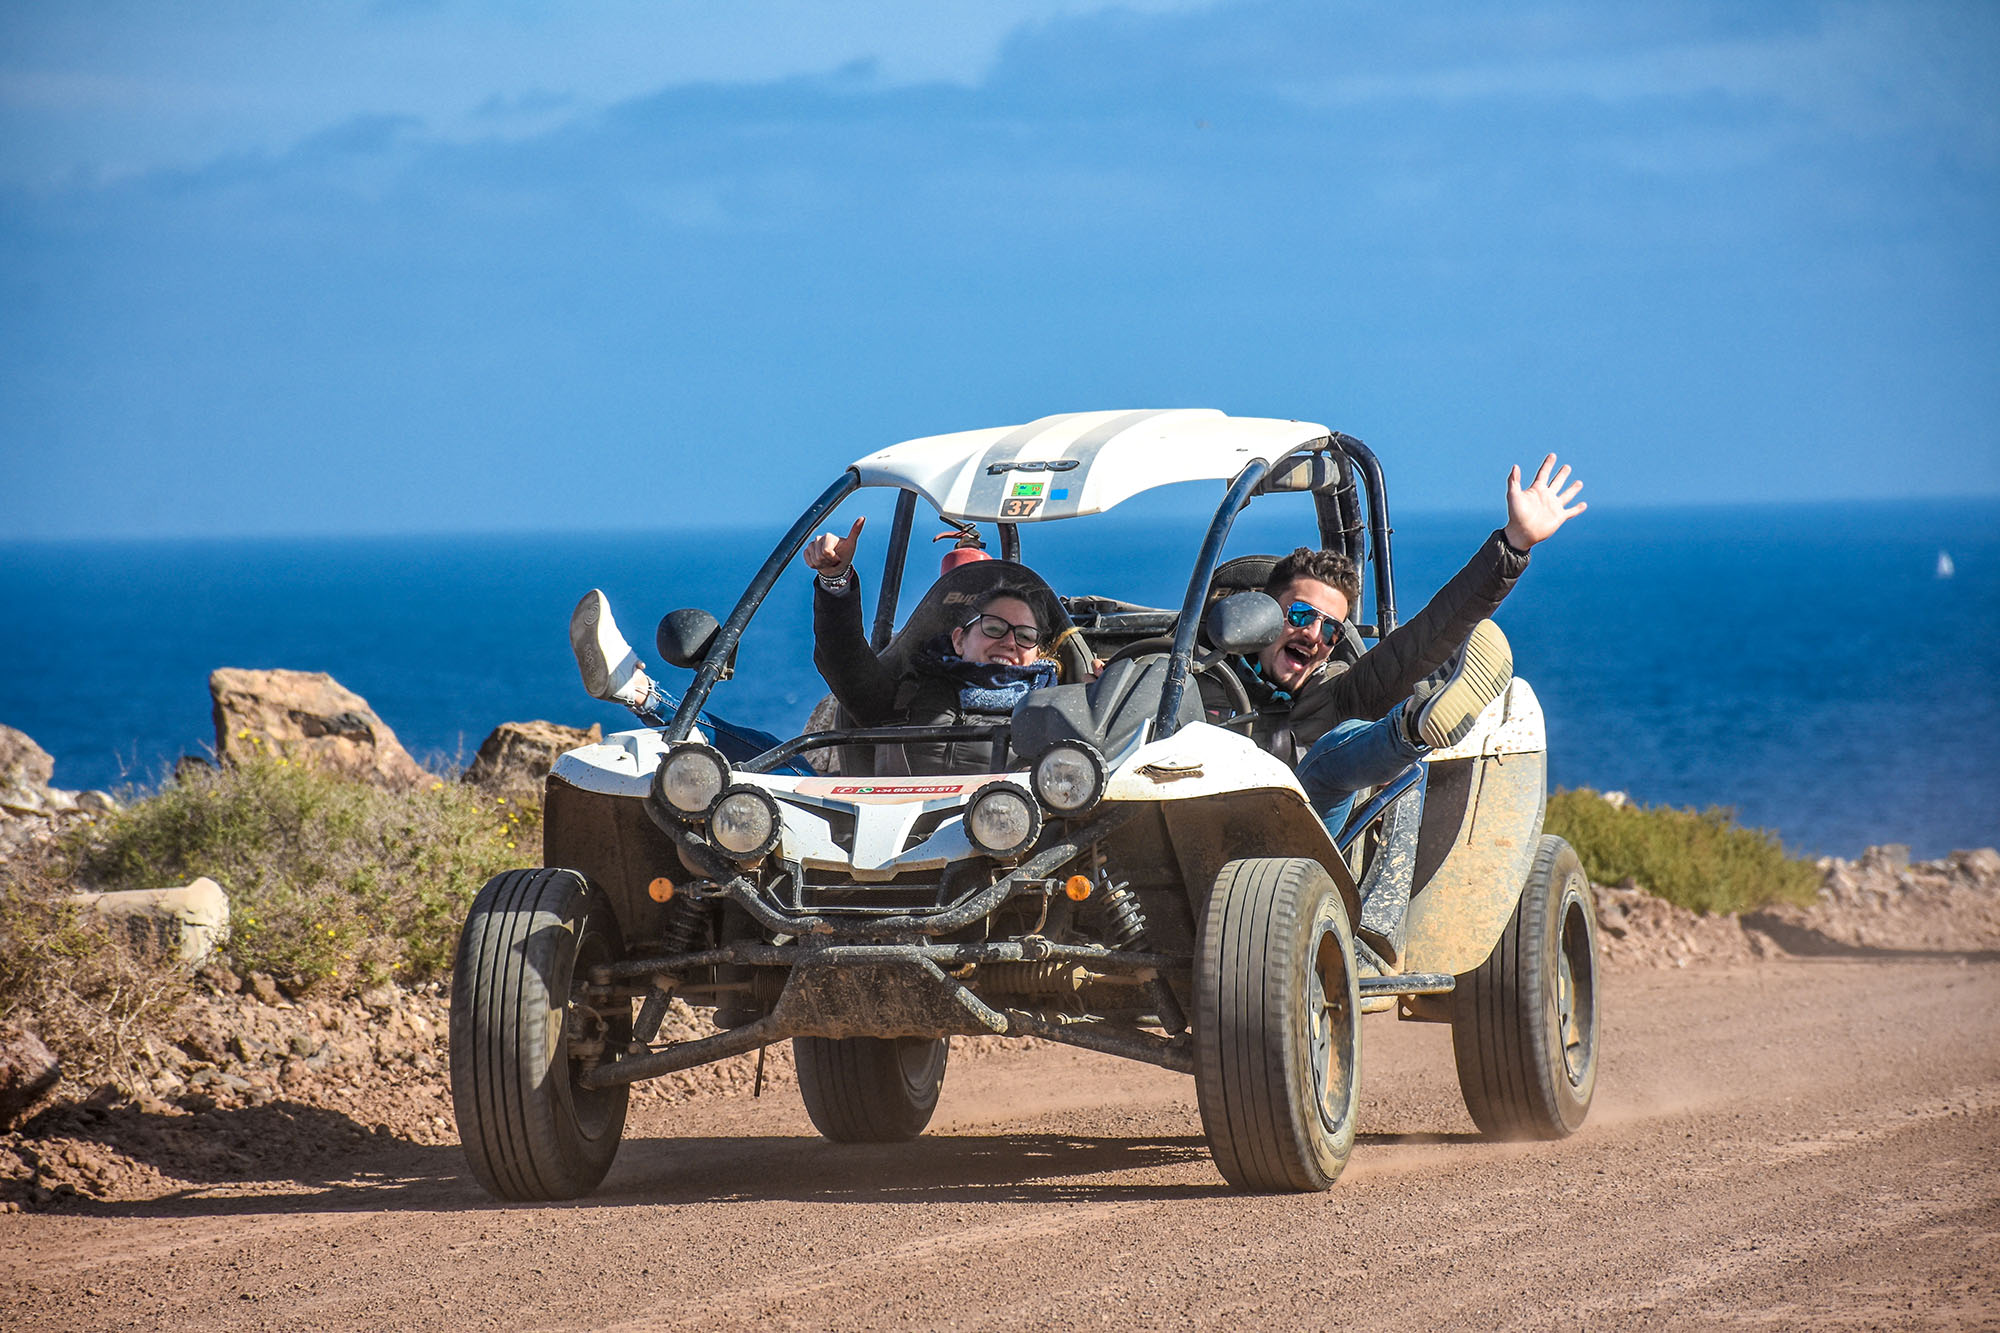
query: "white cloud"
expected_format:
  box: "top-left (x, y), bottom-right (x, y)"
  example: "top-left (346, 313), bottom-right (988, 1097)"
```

top-left (0, 0), bottom-right (1217, 187)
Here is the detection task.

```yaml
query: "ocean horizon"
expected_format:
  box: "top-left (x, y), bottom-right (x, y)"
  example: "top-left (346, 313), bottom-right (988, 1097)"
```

top-left (4, 495), bottom-right (1995, 861)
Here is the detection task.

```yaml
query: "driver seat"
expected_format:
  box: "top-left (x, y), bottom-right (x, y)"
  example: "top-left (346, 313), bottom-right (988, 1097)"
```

top-left (813, 559), bottom-right (1093, 776)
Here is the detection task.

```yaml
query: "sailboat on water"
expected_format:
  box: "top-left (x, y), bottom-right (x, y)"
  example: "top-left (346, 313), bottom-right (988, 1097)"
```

top-left (1937, 550), bottom-right (1955, 578)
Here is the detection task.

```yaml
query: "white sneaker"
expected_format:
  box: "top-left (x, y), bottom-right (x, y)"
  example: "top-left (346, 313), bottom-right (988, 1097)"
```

top-left (570, 590), bottom-right (655, 708)
top-left (1411, 620), bottom-right (1513, 749)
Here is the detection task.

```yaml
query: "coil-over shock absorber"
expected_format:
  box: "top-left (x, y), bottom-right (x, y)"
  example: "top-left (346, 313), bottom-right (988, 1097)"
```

top-left (633, 891), bottom-right (708, 1048)
top-left (1076, 852), bottom-right (1186, 1034)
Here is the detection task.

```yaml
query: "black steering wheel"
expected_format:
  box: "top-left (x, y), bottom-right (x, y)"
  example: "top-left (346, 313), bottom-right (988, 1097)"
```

top-left (1098, 636), bottom-right (1256, 726)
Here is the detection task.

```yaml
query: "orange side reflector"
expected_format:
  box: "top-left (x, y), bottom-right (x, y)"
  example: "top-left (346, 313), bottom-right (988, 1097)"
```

top-left (1064, 875), bottom-right (1093, 902)
top-left (647, 877), bottom-right (676, 903)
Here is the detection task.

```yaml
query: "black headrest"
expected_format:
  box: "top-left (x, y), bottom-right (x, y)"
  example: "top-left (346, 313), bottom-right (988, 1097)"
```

top-left (1206, 552), bottom-right (1366, 664)
top-left (879, 559), bottom-right (1092, 684)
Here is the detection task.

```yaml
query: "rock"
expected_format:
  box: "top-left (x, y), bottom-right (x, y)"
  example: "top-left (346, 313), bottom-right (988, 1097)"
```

top-left (246, 972), bottom-right (286, 1007)
top-left (66, 878), bottom-right (231, 965)
top-left (0, 725), bottom-right (55, 792)
top-left (463, 720), bottom-right (601, 798)
top-left (358, 985), bottom-right (397, 1014)
top-left (40, 788), bottom-right (79, 815)
top-left (0, 1022), bottom-right (61, 1129)
top-left (75, 790), bottom-right (120, 816)
top-left (1859, 844), bottom-right (1912, 874)
top-left (0, 783), bottom-right (43, 816)
top-left (209, 668), bottom-right (432, 790)
top-left (1600, 790), bottom-right (1630, 809)
top-left (1950, 847), bottom-right (2000, 880)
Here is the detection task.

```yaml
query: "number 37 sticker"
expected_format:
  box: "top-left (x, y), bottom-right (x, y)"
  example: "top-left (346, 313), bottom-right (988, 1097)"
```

top-left (1001, 497), bottom-right (1042, 517)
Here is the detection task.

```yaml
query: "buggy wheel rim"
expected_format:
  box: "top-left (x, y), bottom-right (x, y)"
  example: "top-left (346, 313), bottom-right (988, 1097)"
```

top-left (1555, 890), bottom-right (1595, 1088)
top-left (1307, 917), bottom-right (1354, 1133)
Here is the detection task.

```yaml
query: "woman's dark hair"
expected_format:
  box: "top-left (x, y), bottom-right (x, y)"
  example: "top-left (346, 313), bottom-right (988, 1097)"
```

top-left (970, 583), bottom-right (1047, 630)
top-left (1264, 547), bottom-right (1361, 614)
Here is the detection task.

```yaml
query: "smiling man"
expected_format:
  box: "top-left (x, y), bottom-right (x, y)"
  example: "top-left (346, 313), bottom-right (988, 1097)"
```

top-left (1204, 454), bottom-right (1586, 959)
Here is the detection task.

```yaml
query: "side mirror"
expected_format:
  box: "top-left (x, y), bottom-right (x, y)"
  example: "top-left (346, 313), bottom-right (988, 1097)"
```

top-left (657, 608), bottom-right (720, 669)
top-left (1204, 592), bottom-right (1285, 655)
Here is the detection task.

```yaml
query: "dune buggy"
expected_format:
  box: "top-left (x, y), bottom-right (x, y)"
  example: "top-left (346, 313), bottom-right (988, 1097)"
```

top-left (447, 409), bottom-right (1600, 1200)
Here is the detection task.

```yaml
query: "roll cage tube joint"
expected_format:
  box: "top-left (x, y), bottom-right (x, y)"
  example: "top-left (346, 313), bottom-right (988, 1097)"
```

top-left (668, 470), bottom-right (863, 742)
top-left (1154, 456), bottom-right (1270, 738)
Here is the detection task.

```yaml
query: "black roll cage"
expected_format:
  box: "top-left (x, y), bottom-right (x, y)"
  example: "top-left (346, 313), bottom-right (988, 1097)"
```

top-left (667, 430), bottom-right (1397, 748)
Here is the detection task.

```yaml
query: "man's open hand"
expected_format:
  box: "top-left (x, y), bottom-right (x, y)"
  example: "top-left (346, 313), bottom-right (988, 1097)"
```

top-left (1504, 454), bottom-right (1586, 550)
top-left (804, 516), bottom-right (866, 574)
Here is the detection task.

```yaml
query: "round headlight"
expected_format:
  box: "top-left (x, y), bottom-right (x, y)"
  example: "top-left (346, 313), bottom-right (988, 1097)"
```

top-left (965, 783), bottom-right (1041, 859)
top-left (710, 785), bottom-right (781, 859)
top-left (654, 743), bottom-right (728, 818)
top-left (1032, 742), bottom-right (1106, 814)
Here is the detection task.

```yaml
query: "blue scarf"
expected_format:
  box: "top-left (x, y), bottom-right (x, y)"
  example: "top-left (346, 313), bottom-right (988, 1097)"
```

top-left (919, 636), bottom-right (1058, 715)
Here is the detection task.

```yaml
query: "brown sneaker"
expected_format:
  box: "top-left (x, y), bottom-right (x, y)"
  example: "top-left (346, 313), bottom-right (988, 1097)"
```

top-left (1411, 620), bottom-right (1513, 749)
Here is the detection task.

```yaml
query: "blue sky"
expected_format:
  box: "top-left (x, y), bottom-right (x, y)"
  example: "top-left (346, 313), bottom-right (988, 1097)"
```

top-left (3, 0), bottom-right (1996, 539)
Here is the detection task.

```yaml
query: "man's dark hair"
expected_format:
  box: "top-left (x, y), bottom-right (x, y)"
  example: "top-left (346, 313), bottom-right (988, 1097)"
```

top-left (1264, 547), bottom-right (1361, 615)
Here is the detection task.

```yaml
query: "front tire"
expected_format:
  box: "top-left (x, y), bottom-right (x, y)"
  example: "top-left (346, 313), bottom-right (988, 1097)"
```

top-left (1451, 835), bottom-right (1600, 1139)
top-left (795, 1036), bottom-right (949, 1142)
top-left (1194, 857), bottom-right (1361, 1192)
top-left (449, 868), bottom-right (631, 1201)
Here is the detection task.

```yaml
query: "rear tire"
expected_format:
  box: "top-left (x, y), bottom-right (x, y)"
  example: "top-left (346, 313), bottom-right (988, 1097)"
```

top-left (449, 868), bottom-right (631, 1201)
top-left (1194, 857), bottom-right (1361, 1192)
top-left (1451, 835), bottom-right (1600, 1139)
top-left (795, 1036), bottom-right (949, 1142)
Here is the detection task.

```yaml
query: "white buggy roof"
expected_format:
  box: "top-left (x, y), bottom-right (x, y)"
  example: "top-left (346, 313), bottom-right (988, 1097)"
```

top-left (849, 409), bottom-right (1332, 523)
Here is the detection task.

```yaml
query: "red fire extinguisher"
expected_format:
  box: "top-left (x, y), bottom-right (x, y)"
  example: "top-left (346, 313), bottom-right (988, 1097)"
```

top-left (935, 521), bottom-right (993, 574)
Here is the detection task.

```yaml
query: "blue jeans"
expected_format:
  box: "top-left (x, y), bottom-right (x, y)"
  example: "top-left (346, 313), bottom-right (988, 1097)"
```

top-left (1295, 702), bottom-right (1426, 840)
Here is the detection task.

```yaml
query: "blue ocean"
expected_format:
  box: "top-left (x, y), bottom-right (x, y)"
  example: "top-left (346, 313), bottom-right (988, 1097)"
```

top-left (3, 497), bottom-right (1995, 860)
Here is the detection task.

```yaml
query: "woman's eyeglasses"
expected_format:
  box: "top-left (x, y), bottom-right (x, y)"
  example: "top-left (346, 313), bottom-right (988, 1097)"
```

top-left (963, 612), bottom-right (1045, 648)
top-left (1283, 601), bottom-right (1346, 646)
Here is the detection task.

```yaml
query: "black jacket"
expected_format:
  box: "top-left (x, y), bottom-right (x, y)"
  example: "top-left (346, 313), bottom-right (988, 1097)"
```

top-left (812, 578), bottom-right (1012, 775)
top-left (1202, 529), bottom-right (1529, 762)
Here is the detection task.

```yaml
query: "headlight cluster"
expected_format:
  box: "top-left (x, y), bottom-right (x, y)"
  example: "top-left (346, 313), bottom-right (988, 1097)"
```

top-left (963, 742), bottom-right (1108, 861)
top-left (651, 744), bottom-right (781, 861)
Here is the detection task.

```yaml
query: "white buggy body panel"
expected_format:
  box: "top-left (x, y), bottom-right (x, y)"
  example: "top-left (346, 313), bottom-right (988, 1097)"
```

top-left (546, 681), bottom-right (1538, 891)
top-left (851, 409), bottom-right (1332, 524)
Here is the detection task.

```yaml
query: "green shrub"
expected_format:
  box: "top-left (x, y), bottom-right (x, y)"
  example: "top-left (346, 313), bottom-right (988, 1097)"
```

top-left (1545, 788), bottom-right (1820, 915)
top-left (61, 757), bottom-right (538, 995)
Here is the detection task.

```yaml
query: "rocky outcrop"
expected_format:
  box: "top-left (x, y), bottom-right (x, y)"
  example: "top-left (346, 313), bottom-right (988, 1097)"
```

top-left (0, 725), bottom-right (118, 865)
top-left (66, 879), bottom-right (231, 966)
top-left (1596, 844), bottom-right (2000, 968)
top-left (463, 720), bottom-right (600, 799)
top-left (1746, 845), bottom-right (2000, 956)
top-left (209, 669), bottom-right (431, 790)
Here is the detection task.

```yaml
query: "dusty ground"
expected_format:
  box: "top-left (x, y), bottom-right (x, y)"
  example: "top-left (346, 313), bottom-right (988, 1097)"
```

top-left (1, 956), bottom-right (1995, 1331)
top-left (3, 850), bottom-right (1999, 1332)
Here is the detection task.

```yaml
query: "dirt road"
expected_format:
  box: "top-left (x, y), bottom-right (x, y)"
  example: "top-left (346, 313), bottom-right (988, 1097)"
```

top-left (4, 955), bottom-right (1996, 1331)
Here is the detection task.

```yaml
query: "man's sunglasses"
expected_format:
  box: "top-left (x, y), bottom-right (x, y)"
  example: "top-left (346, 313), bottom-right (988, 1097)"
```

top-left (1283, 601), bottom-right (1347, 646)
top-left (962, 612), bottom-right (1044, 648)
